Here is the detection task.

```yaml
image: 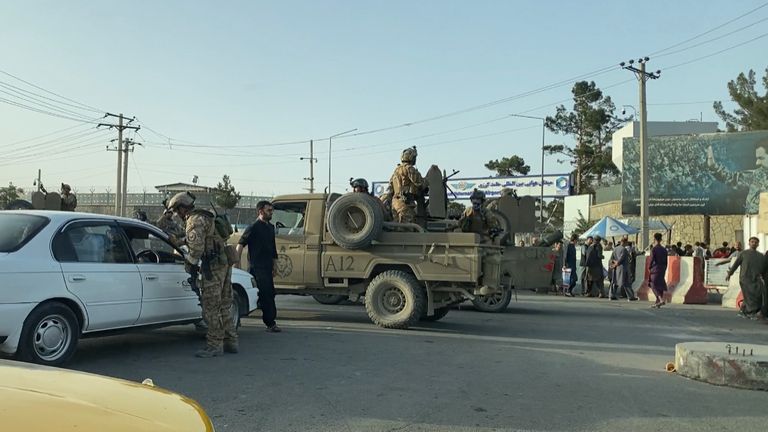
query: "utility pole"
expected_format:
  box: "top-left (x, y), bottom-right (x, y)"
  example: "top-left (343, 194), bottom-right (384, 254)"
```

top-left (99, 113), bottom-right (139, 216)
top-left (36, 169), bottom-right (42, 192)
top-left (328, 128), bottom-right (357, 194)
top-left (621, 57), bottom-right (660, 249)
top-left (300, 139), bottom-right (318, 193)
top-left (509, 113), bottom-right (546, 225)
top-left (121, 138), bottom-right (141, 216)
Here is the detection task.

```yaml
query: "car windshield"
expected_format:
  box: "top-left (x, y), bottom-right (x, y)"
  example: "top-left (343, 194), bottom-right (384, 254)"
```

top-left (0, 213), bottom-right (49, 252)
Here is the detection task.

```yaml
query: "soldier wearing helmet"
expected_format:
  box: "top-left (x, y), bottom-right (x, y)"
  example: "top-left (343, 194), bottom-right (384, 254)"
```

top-left (167, 191), bottom-right (238, 358)
top-left (458, 189), bottom-right (496, 235)
top-left (60, 183), bottom-right (77, 211)
top-left (388, 146), bottom-right (424, 224)
top-left (155, 207), bottom-right (185, 246)
top-left (349, 178), bottom-right (370, 194)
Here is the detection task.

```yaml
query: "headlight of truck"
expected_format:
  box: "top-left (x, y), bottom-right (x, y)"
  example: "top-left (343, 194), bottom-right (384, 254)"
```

top-left (250, 277), bottom-right (257, 288)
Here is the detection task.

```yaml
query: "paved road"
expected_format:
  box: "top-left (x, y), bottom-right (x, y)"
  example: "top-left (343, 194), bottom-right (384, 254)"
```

top-left (69, 293), bottom-right (768, 432)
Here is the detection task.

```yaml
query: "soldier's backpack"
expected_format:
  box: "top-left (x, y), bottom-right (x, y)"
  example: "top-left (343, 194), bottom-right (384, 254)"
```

top-left (209, 202), bottom-right (234, 239)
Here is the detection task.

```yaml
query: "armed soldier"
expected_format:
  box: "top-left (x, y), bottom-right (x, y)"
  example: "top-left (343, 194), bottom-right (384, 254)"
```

top-left (156, 208), bottom-right (185, 247)
top-left (60, 183), bottom-right (77, 211)
top-left (349, 178), bottom-right (370, 194)
top-left (388, 146), bottom-right (424, 224)
top-left (167, 191), bottom-right (238, 358)
top-left (458, 189), bottom-right (499, 236)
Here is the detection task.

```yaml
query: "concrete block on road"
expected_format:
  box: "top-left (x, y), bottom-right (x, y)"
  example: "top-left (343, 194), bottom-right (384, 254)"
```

top-left (675, 342), bottom-right (768, 391)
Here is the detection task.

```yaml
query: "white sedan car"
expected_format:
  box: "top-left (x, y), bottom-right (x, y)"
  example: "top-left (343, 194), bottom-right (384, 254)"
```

top-left (0, 211), bottom-right (259, 366)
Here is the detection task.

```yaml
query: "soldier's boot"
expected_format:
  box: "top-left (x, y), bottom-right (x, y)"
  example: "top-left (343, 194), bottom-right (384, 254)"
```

top-left (223, 340), bottom-right (239, 354)
top-left (195, 345), bottom-right (223, 358)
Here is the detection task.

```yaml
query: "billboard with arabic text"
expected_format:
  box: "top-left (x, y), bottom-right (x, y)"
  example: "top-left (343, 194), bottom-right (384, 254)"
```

top-left (372, 174), bottom-right (571, 201)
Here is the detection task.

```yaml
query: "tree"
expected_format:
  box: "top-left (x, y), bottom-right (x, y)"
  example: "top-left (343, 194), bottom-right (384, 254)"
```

top-left (484, 155), bottom-right (530, 176)
top-left (713, 67), bottom-right (768, 132)
top-left (544, 81), bottom-right (628, 195)
top-left (535, 198), bottom-right (564, 232)
top-left (447, 201), bottom-right (465, 219)
top-left (570, 210), bottom-right (592, 238)
top-left (214, 175), bottom-right (241, 210)
top-left (0, 182), bottom-right (24, 209)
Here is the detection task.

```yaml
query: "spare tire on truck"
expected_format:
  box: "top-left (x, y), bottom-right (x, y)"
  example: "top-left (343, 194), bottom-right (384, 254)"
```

top-left (327, 193), bottom-right (384, 250)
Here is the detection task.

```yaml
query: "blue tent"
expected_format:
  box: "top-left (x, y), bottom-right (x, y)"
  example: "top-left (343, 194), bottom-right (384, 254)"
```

top-left (580, 216), bottom-right (640, 239)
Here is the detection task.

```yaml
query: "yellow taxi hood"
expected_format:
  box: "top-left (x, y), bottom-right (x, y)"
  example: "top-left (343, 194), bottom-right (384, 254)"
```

top-left (0, 360), bottom-right (213, 432)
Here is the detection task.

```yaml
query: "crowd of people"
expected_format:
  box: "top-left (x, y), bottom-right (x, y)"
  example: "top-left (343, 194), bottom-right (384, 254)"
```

top-left (547, 232), bottom-right (768, 316)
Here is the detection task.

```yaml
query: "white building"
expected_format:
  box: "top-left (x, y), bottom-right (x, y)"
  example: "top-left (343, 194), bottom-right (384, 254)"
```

top-left (611, 121), bottom-right (718, 171)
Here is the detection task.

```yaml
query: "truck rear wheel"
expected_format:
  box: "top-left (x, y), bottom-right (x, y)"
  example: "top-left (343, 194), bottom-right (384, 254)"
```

top-left (312, 294), bottom-right (348, 305)
top-left (365, 270), bottom-right (425, 329)
top-left (327, 193), bottom-right (384, 249)
top-left (471, 287), bottom-right (512, 312)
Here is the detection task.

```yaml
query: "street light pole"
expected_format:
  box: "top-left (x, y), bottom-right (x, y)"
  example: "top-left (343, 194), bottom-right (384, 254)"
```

top-left (328, 128), bottom-right (357, 194)
top-left (509, 113), bottom-right (546, 224)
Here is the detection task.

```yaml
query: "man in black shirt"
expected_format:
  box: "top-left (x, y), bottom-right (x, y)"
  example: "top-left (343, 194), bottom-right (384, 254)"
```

top-left (236, 201), bottom-right (281, 332)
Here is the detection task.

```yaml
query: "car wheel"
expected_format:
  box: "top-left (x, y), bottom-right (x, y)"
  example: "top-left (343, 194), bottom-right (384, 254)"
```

top-left (365, 270), bottom-right (425, 329)
top-left (17, 302), bottom-right (80, 366)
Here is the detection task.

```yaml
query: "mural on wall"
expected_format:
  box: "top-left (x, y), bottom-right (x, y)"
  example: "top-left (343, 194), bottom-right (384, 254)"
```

top-left (622, 131), bottom-right (768, 215)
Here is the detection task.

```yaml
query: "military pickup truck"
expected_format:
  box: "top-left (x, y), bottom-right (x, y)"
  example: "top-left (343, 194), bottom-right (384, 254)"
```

top-left (232, 168), bottom-right (555, 329)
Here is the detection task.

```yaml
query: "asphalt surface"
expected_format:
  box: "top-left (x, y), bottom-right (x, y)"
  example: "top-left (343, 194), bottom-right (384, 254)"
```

top-left (67, 292), bottom-right (768, 432)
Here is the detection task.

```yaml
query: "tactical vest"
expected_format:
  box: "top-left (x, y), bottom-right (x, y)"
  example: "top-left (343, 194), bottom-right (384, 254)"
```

top-left (390, 164), bottom-right (419, 199)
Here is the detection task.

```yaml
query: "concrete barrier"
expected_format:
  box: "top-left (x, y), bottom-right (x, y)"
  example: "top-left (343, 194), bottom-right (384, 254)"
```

top-left (664, 256), bottom-right (682, 303)
top-left (670, 257), bottom-right (708, 304)
top-left (721, 269), bottom-right (743, 309)
top-left (636, 256), bottom-right (652, 301)
top-left (676, 342), bottom-right (768, 390)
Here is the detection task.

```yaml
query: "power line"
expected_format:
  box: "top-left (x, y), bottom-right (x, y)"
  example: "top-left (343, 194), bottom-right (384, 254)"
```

top-left (647, 100), bottom-right (717, 106)
top-left (661, 30), bottom-right (768, 71)
top-left (2, 133), bottom-right (112, 163)
top-left (0, 96), bottom-right (102, 123)
top-left (2, 121), bottom-right (94, 148)
top-left (0, 85), bottom-right (97, 121)
top-left (648, 1), bottom-right (768, 56)
top-left (654, 15), bottom-right (768, 59)
top-left (0, 68), bottom-right (105, 113)
top-left (4, 128), bottom-right (109, 158)
top-left (0, 79), bottom-right (103, 119)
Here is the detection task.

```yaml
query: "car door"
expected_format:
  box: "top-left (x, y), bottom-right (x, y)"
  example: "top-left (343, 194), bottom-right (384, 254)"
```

top-left (272, 201), bottom-right (307, 288)
top-left (52, 220), bottom-right (142, 331)
top-left (120, 223), bottom-right (200, 324)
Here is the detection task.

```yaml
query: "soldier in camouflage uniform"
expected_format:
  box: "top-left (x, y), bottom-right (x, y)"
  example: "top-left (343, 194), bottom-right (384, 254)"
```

top-left (707, 138), bottom-right (768, 214)
top-left (388, 146), bottom-right (424, 223)
top-left (155, 208), bottom-right (185, 247)
top-left (167, 191), bottom-right (238, 358)
top-left (60, 183), bottom-right (77, 211)
top-left (458, 189), bottom-right (498, 236)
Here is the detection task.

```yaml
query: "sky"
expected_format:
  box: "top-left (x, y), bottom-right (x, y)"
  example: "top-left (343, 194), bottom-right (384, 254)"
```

top-left (1, 0), bottom-right (767, 197)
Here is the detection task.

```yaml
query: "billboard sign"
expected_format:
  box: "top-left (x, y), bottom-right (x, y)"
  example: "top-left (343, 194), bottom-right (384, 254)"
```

top-left (373, 174), bottom-right (571, 201)
top-left (622, 131), bottom-right (768, 215)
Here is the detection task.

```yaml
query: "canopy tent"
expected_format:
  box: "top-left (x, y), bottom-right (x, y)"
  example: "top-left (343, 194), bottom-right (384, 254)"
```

top-left (618, 217), bottom-right (672, 231)
top-left (579, 216), bottom-right (640, 239)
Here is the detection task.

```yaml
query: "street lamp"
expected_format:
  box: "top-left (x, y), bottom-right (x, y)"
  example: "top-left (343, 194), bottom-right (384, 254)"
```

top-left (509, 113), bottom-right (546, 224)
top-left (328, 128), bottom-right (358, 194)
top-left (621, 105), bottom-right (637, 118)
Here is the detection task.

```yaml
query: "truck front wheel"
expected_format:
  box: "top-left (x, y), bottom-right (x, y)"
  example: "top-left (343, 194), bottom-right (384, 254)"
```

top-left (365, 270), bottom-right (425, 329)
